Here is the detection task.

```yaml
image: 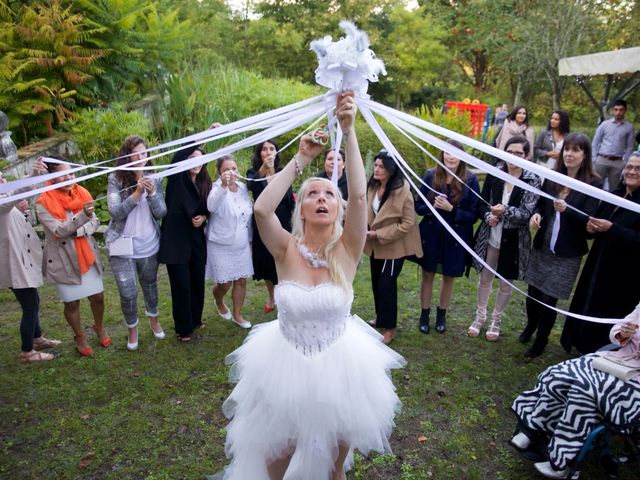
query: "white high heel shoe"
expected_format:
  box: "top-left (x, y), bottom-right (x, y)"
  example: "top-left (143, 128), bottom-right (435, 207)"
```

top-left (149, 319), bottom-right (166, 340)
top-left (127, 327), bottom-right (138, 351)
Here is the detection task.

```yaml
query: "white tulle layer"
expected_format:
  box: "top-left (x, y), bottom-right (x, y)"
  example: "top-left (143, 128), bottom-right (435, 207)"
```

top-left (220, 317), bottom-right (406, 480)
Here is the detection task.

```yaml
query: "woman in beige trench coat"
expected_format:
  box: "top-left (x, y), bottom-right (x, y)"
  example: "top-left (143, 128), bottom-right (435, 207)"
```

top-left (0, 158), bottom-right (61, 363)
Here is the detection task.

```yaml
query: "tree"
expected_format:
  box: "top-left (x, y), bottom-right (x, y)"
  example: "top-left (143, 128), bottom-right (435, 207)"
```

top-left (76, 0), bottom-right (190, 100)
top-left (378, 5), bottom-right (449, 107)
top-left (420, 0), bottom-right (519, 94)
top-left (248, 0), bottom-right (402, 83)
top-left (508, 0), bottom-right (606, 110)
top-left (0, 0), bottom-right (107, 140)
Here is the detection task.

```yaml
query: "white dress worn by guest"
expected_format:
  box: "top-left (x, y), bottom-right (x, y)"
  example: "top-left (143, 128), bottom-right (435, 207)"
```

top-left (205, 178), bottom-right (254, 284)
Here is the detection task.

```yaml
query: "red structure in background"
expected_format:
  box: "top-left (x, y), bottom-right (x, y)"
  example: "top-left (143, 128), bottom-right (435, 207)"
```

top-left (444, 101), bottom-right (489, 138)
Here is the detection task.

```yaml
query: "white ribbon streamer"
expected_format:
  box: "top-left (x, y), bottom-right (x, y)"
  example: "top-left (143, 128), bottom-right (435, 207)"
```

top-left (358, 101), bottom-right (622, 325)
top-left (0, 95), bottom-right (327, 195)
top-left (362, 98), bottom-right (640, 216)
top-left (0, 102), bottom-right (332, 205)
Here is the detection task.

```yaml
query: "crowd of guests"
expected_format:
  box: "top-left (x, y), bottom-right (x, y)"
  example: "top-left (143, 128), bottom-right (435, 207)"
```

top-left (1, 101), bottom-right (638, 359)
top-left (0, 95), bottom-right (639, 478)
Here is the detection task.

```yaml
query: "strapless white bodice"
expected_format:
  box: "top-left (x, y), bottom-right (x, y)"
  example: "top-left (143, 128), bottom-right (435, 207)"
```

top-left (275, 281), bottom-right (353, 356)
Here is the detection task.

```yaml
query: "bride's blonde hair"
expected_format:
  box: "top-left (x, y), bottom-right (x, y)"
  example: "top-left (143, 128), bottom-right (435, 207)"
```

top-left (291, 177), bottom-right (350, 293)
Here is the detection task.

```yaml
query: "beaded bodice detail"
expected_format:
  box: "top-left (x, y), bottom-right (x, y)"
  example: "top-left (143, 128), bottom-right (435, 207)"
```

top-left (276, 281), bottom-right (353, 356)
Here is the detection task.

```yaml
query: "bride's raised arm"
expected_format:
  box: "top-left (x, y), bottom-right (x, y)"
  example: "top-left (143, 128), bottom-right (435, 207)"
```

top-left (337, 92), bottom-right (367, 263)
top-left (253, 135), bottom-right (324, 263)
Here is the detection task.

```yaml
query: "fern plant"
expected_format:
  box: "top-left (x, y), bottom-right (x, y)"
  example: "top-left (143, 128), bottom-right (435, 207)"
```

top-left (0, 0), bottom-right (107, 141)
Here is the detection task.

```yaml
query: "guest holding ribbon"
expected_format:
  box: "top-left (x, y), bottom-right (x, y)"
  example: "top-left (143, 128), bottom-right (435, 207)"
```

top-left (365, 149), bottom-right (422, 344)
top-left (36, 157), bottom-right (109, 356)
top-left (247, 140), bottom-right (295, 314)
top-left (1, 159), bottom-right (61, 363)
top-left (521, 133), bottom-right (601, 358)
top-left (494, 104), bottom-right (535, 160)
top-left (316, 148), bottom-right (348, 200)
top-left (534, 110), bottom-right (570, 169)
top-left (467, 136), bottom-right (541, 341)
top-left (510, 302), bottom-right (640, 479)
top-left (560, 151), bottom-right (640, 354)
top-left (158, 145), bottom-right (212, 342)
top-left (106, 136), bottom-right (167, 351)
top-left (415, 140), bottom-right (479, 335)
top-left (206, 154), bottom-right (253, 329)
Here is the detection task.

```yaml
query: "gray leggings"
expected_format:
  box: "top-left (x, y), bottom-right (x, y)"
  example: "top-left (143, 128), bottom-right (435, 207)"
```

top-left (109, 254), bottom-right (159, 327)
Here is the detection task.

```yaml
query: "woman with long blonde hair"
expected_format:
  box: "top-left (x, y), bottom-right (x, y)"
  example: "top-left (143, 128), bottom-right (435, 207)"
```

top-left (218, 92), bottom-right (405, 480)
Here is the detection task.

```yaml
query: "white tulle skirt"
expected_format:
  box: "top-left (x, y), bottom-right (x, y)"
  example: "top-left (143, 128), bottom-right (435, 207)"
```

top-left (219, 316), bottom-right (406, 479)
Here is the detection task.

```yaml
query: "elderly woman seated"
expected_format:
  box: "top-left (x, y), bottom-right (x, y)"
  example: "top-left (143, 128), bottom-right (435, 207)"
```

top-left (510, 302), bottom-right (640, 479)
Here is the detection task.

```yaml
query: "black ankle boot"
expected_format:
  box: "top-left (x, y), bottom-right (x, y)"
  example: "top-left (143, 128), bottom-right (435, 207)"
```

top-left (519, 325), bottom-right (536, 344)
top-left (419, 308), bottom-right (430, 334)
top-left (435, 307), bottom-right (447, 333)
top-left (524, 338), bottom-right (547, 358)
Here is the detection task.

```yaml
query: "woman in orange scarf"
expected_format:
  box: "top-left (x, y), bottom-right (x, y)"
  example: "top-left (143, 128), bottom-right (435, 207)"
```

top-left (36, 158), bottom-right (109, 356)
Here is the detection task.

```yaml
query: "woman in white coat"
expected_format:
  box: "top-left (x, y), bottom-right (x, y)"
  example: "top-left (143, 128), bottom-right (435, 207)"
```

top-left (205, 155), bottom-right (254, 329)
top-left (0, 158), bottom-right (60, 363)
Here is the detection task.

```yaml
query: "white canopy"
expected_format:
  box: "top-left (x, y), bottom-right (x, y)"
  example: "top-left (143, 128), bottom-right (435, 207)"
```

top-left (559, 47), bottom-right (640, 76)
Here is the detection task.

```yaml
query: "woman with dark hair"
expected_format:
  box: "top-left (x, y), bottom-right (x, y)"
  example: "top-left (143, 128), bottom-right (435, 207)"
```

top-left (365, 150), bottom-right (422, 344)
top-left (521, 133), bottom-right (602, 358)
top-left (534, 110), bottom-right (570, 169)
top-left (247, 140), bottom-right (295, 313)
top-left (36, 158), bottom-right (108, 356)
top-left (106, 136), bottom-right (167, 350)
top-left (317, 148), bottom-right (348, 200)
top-left (1, 158), bottom-right (61, 363)
top-left (158, 144), bottom-right (212, 342)
top-left (494, 104), bottom-right (535, 160)
top-left (206, 154), bottom-right (253, 329)
top-left (468, 136), bottom-right (541, 341)
top-left (561, 152), bottom-right (640, 354)
top-left (416, 140), bottom-right (480, 334)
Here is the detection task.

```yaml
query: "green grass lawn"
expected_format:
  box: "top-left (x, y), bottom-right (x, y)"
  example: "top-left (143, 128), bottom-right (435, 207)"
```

top-left (0, 253), bottom-right (634, 479)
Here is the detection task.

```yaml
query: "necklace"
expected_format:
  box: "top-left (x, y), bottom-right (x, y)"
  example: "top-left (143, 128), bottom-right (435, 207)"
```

top-left (298, 242), bottom-right (329, 269)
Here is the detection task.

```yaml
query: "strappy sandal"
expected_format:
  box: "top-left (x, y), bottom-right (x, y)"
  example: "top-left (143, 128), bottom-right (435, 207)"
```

top-left (263, 304), bottom-right (274, 314)
top-left (32, 337), bottom-right (62, 350)
top-left (20, 350), bottom-right (55, 364)
top-left (176, 334), bottom-right (192, 343)
top-left (485, 321), bottom-right (501, 342)
top-left (467, 319), bottom-right (485, 337)
top-left (92, 325), bottom-right (112, 348)
top-left (74, 332), bottom-right (94, 357)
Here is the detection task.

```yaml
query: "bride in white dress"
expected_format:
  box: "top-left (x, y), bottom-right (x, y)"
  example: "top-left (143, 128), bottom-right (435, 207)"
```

top-left (220, 91), bottom-right (406, 479)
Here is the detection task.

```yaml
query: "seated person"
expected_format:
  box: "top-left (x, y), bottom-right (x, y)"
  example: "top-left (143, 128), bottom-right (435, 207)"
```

top-left (509, 302), bottom-right (640, 479)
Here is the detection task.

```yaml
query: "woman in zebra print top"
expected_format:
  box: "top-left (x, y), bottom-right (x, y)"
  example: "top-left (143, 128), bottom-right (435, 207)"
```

top-left (509, 303), bottom-right (640, 479)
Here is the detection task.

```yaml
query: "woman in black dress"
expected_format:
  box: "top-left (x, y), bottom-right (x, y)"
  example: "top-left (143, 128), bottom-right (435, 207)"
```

top-left (246, 140), bottom-right (295, 313)
top-left (158, 145), bottom-right (212, 341)
top-left (521, 133), bottom-right (601, 358)
top-left (561, 152), bottom-right (640, 354)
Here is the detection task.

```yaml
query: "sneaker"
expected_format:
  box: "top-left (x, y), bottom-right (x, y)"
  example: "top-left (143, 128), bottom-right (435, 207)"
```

top-left (534, 461), bottom-right (570, 479)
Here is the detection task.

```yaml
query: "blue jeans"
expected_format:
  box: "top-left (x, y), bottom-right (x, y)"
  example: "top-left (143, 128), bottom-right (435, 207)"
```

top-left (108, 254), bottom-right (159, 327)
